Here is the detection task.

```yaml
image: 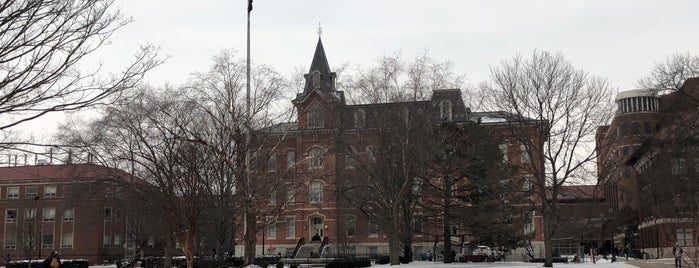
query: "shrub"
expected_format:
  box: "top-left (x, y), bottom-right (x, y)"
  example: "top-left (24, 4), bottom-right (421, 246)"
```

top-left (325, 258), bottom-right (371, 268)
top-left (289, 264), bottom-right (299, 268)
top-left (399, 256), bottom-right (411, 264)
top-left (375, 255), bottom-right (390, 265)
top-left (226, 257), bottom-right (244, 268)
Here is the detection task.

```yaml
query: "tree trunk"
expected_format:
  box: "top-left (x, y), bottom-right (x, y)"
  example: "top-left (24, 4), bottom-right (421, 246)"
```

top-left (182, 232), bottom-right (196, 268)
top-left (388, 228), bottom-right (401, 265)
top-left (243, 208), bottom-right (257, 265)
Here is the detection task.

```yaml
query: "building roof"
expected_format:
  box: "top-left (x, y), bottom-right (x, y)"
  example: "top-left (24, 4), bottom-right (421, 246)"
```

top-left (309, 38), bottom-right (330, 74)
top-left (547, 185), bottom-right (604, 203)
top-left (0, 163), bottom-right (132, 183)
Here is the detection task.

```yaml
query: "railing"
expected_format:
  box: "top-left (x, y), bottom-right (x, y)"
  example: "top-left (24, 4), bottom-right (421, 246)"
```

top-left (319, 237), bottom-right (329, 255)
top-left (292, 237), bottom-right (305, 258)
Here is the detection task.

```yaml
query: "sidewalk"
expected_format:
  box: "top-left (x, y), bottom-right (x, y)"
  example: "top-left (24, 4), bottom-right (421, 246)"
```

top-left (627, 258), bottom-right (678, 268)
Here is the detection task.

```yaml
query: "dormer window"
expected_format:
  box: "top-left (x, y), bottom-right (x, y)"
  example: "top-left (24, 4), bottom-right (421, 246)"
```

top-left (440, 100), bottom-right (452, 121)
top-left (312, 71), bottom-right (321, 89)
top-left (354, 110), bottom-right (365, 128)
top-left (307, 104), bottom-right (325, 128)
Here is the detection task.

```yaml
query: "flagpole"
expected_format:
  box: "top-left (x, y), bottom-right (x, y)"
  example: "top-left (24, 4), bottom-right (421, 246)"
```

top-left (244, 0), bottom-right (252, 260)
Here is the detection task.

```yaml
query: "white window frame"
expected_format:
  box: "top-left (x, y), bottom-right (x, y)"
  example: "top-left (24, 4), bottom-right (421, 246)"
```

top-left (309, 147), bottom-right (323, 170)
top-left (61, 233), bottom-right (74, 249)
top-left (309, 182), bottom-right (323, 203)
top-left (42, 207), bottom-right (55, 222)
top-left (5, 209), bottom-right (17, 223)
top-left (6, 187), bottom-right (19, 199)
top-left (63, 208), bottom-right (74, 222)
top-left (44, 185), bottom-right (57, 197)
top-left (286, 217), bottom-right (296, 238)
top-left (267, 222), bottom-right (276, 240)
top-left (26, 186), bottom-right (38, 198)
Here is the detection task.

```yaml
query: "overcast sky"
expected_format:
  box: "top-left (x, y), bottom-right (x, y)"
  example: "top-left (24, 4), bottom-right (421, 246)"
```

top-left (102, 0), bottom-right (699, 91)
top-left (19, 0), bottom-right (699, 138)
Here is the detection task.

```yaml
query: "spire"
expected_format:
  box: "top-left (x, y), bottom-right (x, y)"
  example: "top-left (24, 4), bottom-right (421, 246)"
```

top-left (309, 37), bottom-right (331, 74)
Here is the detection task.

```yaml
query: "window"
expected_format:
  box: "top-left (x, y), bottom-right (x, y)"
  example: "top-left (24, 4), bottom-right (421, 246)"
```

top-left (147, 237), bottom-right (154, 248)
top-left (286, 151), bottom-right (296, 170)
top-left (6, 187), bottom-right (19, 199)
top-left (42, 234), bottom-right (54, 249)
top-left (286, 186), bottom-right (296, 203)
top-left (26, 186), bottom-right (38, 198)
top-left (267, 154), bottom-right (277, 172)
top-left (42, 208), bottom-right (55, 222)
top-left (309, 147), bottom-right (323, 170)
top-left (286, 217), bottom-right (296, 238)
top-left (61, 233), bottom-right (73, 249)
top-left (499, 143), bottom-right (508, 162)
top-left (5, 209), bottom-right (17, 223)
top-left (4, 234), bottom-right (16, 249)
top-left (671, 158), bottom-right (687, 175)
top-left (312, 71), bottom-right (321, 88)
top-left (104, 207), bottom-right (112, 222)
top-left (268, 190), bottom-right (277, 206)
top-left (114, 234), bottom-right (121, 247)
top-left (307, 104), bottom-right (324, 128)
top-left (620, 123), bottom-right (628, 136)
top-left (368, 222), bottom-right (379, 237)
top-left (25, 208), bottom-right (36, 222)
top-left (524, 212), bottom-right (535, 235)
top-left (677, 228), bottom-right (693, 247)
top-left (63, 208), bottom-right (74, 222)
top-left (44, 185), bottom-right (57, 197)
top-left (103, 235), bottom-right (111, 248)
top-left (310, 182), bottom-right (323, 203)
top-left (345, 215), bottom-right (356, 237)
top-left (520, 144), bottom-right (530, 164)
top-left (354, 110), bottom-right (366, 128)
top-left (631, 122), bottom-right (640, 135)
top-left (345, 153), bottom-right (356, 170)
top-left (267, 223), bottom-right (276, 239)
top-left (413, 218), bottom-right (423, 235)
top-left (440, 100), bottom-right (453, 121)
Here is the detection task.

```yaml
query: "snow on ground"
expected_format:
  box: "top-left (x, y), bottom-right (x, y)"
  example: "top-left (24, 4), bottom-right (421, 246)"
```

top-left (371, 259), bottom-right (639, 268)
top-left (85, 258), bottom-right (658, 268)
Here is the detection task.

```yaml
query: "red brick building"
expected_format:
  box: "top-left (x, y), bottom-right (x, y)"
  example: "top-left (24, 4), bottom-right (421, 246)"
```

top-left (243, 38), bottom-right (545, 259)
top-left (598, 77), bottom-right (699, 257)
top-left (0, 164), bottom-right (130, 265)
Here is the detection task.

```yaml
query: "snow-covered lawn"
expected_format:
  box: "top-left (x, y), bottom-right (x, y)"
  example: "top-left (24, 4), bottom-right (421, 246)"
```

top-left (372, 259), bottom-right (639, 268)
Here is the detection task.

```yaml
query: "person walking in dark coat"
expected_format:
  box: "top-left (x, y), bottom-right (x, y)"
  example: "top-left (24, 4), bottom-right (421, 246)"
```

top-left (42, 251), bottom-right (61, 268)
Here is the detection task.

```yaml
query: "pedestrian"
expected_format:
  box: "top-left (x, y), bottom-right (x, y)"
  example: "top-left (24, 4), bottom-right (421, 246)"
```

top-left (42, 250), bottom-right (61, 268)
top-left (4, 253), bottom-right (10, 266)
top-left (673, 243), bottom-right (683, 268)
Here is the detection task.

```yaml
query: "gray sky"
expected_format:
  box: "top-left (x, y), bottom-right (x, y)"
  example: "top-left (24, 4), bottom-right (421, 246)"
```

top-left (102, 0), bottom-right (699, 91)
top-left (19, 0), bottom-right (699, 138)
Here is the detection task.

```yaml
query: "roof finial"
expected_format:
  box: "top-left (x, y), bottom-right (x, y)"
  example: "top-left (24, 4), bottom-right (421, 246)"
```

top-left (317, 22), bottom-right (322, 38)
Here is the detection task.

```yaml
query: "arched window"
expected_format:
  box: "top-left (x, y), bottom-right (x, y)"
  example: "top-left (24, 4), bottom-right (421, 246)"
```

top-left (309, 147), bottom-right (323, 170)
top-left (286, 150), bottom-right (296, 170)
top-left (307, 104), bottom-right (324, 128)
top-left (440, 100), bottom-right (452, 121)
top-left (354, 109), bottom-right (365, 128)
top-left (345, 215), bottom-right (356, 237)
top-left (631, 122), bottom-right (641, 135)
top-left (312, 71), bottom-right (321, 89)
top-left (309, 182), bottom-right (323, 203)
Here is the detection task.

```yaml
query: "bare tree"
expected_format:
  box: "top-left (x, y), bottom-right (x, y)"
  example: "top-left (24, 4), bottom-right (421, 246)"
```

top-left (480, 50), bottom-right (615, 267)
top-left (343, 51), bottom-right (465, 104)
top-left (339, 103), bottom-right (433, 265)
top-left (637, 52), bottom-right (699, 97)
top-left (184, 51), bottom-right (291, 265)
top-left (0, 0), bottom-right (161, 131)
